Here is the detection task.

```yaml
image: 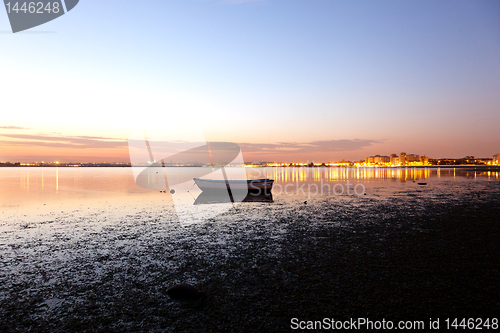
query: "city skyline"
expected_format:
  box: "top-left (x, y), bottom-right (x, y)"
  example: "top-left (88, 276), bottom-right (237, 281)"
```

top-left (1, 149), bottom-right (498, 166)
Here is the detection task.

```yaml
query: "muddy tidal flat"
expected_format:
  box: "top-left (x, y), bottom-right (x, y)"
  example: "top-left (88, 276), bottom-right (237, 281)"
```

top-left (1, 169), bottom-right (499, 332)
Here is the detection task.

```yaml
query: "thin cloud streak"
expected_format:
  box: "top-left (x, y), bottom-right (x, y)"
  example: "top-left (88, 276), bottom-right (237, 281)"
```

top-left (0, 133), bottom-right (383, 162)
top-left (0, 133), bottom-right (127, 149)
top-left (239, 139), bottom-right (383, 154)
top-left (0, 126), bottom-right (30, 130)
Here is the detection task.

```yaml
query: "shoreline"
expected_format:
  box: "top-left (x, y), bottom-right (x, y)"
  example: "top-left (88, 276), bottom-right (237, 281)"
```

top-left (1, 165), bottom-right (500, 171)
top-left (0, 181), bottom-right (499, 332)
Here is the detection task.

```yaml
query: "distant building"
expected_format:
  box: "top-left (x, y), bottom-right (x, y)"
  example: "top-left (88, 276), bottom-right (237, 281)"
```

top-left (476, 158), bottom-right (493, 165)
top-left (465, 156), bottom-right (475, 164)
top-left (420, 156), bottom-right (429, 165)
top-left (408, 154), bottom-right (420, 163)
top-left (365, 155), bottom-right (390, 165)
top-left (494, 154), bottom-right (499, 165)
top-left (390, 154), bottom-right (399, 166)
top-left (374, 155), bottom-right (390, 164)
top-left (399, 152), bottom-right (408, 166)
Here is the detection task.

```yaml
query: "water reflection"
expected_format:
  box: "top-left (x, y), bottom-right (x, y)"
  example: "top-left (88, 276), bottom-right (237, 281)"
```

top-left (194, 192), bottom-right (273, 205)
top-left (244, 167), bottom-right (499, 183)
top-left (0, 167), bottom-right (498, 213)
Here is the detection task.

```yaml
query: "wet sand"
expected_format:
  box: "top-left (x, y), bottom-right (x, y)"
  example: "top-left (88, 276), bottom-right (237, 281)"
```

top-left (1, 180), bottom-right (499, 332)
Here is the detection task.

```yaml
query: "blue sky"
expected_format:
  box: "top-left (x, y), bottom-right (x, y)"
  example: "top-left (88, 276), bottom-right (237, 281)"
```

top-left (1, 0), bottom-right (500, 162)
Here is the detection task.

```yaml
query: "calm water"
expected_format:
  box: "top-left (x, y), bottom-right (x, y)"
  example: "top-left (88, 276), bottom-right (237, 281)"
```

top-left (0, 167), bottom-right (498, 223)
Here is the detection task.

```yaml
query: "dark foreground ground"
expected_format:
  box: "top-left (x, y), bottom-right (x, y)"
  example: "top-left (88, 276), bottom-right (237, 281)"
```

top-left (1, 182), bottom-right (499, 332)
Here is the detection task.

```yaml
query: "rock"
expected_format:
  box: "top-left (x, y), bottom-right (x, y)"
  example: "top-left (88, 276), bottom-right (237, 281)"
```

top-left (166, 284), bottom-right (205, 301)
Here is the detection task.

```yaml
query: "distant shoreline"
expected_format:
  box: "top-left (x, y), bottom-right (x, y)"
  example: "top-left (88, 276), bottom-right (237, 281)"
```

top-left (1, 164), bottom-right (499, 171)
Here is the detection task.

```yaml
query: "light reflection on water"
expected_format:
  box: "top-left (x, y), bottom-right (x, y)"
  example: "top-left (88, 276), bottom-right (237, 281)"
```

top-left (0, 167), bottom-right (498, 216)
top-left (246, 167), bottom-right (498, 183)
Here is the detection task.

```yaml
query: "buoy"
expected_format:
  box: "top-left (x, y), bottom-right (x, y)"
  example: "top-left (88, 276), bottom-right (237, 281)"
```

top-left (166, 284), bottom-right (205, 301)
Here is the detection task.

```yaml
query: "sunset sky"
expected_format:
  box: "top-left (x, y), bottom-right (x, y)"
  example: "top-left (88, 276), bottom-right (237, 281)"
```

top-left (1, 0), bottom-right (500, 163)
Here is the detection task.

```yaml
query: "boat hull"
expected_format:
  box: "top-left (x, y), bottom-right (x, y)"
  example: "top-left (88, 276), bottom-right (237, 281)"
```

top-left (193, 178), bottom-right (274, 193)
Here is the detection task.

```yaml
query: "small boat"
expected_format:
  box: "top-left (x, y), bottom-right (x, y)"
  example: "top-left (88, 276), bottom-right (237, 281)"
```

top-left (417, 182), bottom-right (427, 186)
top-left (194, 178), bottom-right (274, 192)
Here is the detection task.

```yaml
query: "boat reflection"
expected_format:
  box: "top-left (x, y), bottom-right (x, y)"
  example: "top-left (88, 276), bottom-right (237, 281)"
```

top-left (194, 191), bottom-right (273, 205)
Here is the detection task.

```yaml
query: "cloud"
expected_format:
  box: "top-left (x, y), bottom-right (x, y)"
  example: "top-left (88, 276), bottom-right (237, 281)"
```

top-left (238, 139), bottom-right (383, 154)
top-left (0, 133), bottom-right (127, 149)
top-left (0, 126), bottom-right (29, 130)
top-left (0, 133), bottom-right (382, 158)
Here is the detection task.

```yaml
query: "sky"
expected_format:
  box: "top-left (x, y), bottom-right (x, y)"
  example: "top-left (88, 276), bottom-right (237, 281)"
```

top-left (1, 0), bottom-right (500, 163)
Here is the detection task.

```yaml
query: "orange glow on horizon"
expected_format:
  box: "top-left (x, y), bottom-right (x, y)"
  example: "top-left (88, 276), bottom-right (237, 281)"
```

top-left (0, 144), bottom-right (130, 163)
